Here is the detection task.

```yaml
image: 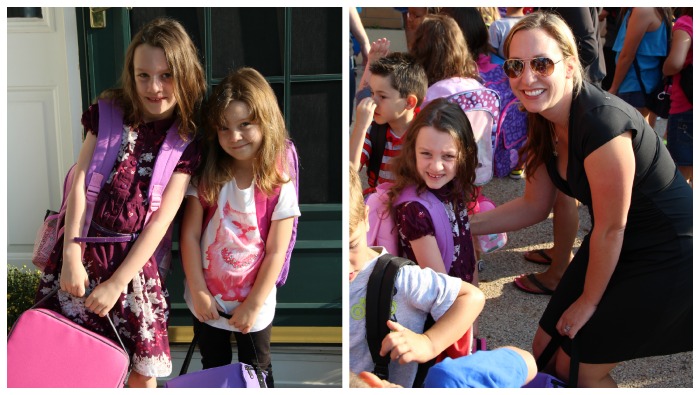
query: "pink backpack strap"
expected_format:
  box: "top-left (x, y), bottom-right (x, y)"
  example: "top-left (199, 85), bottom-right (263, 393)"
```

top-left (255, 140), bottom-right (299, 287)
top-left (80, 100), bottom-right (126, 239)
top-left (394, 185), bottom-right (454, 272)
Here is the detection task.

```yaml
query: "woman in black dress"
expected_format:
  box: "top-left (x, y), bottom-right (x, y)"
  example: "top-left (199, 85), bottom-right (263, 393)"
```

top-left (470, 12), bottom-right (692, 387)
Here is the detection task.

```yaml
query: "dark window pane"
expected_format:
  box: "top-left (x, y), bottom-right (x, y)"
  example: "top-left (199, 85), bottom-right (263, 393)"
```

top-left (8, 7), bottom-right (42, 18)
top-left (129, 8), bottom-right (205, 66)
top-left (289, 81), bottom-right (342, 204)
top-left (211, 8), bottom-right (284, 78)
top-left (291, 8), bottom-right (342, 75)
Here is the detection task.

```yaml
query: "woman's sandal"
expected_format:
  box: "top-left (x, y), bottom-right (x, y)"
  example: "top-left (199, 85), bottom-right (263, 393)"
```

top-left (513, 273), bottom-right (554, 295)
top-left (523, 249), bottom-right (552, 265)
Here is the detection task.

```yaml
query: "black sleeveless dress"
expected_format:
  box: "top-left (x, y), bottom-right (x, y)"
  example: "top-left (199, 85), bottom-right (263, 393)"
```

top-left (539, 82), bottom-right (692, 363)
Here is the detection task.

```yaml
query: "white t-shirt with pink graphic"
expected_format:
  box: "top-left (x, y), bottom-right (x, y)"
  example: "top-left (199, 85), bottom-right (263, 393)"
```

top-left (184, 176), bottom-right (300, 332)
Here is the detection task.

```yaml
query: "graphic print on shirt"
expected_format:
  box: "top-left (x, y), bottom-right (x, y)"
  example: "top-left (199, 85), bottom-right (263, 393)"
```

top-left (204, 201), bottom-right (264, 302)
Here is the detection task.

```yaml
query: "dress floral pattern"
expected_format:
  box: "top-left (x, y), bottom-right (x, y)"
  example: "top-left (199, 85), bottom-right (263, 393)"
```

top-left (35, 103), bottom-right (200, 377)
top-left (395, 182), bottom-right (477, 283)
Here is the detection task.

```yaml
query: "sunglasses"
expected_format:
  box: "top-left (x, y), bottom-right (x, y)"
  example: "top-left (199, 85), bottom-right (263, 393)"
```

top-left (503, 57), bottom-right (563, 79)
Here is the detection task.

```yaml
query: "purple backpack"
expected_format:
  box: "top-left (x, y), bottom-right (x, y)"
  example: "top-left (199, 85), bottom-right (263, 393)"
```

top-left (445, 88), bottom-right (500, 186)
top-left (366, 183), bottom-right (454, 271)
top-left (199, 140), bottom-right (299, 287)
top-left (481, 67), bottom-right (528, 178)
top-left (31, 99), bottom-right (189, 281)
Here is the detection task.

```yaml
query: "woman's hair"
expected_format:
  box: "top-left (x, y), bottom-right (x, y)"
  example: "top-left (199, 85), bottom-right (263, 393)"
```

top-left (195, 67), bottom-right (290, 205)
top-left (411, 14), bottom-right (480, 85)
top-left (441, 8), bottom-right (491, 62)
top-left (388, 98), bottom-right (478, 211)
top-left (503, 11), bottom-right (585, 178)
top-left (100, 17), bottom-right (206, 140)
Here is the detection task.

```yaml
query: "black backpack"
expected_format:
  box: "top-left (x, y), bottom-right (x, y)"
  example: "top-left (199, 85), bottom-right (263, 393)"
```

top-left (365, 254), bottom-right (436, 388)
top-left (366, 122), bottom-right (388, 190)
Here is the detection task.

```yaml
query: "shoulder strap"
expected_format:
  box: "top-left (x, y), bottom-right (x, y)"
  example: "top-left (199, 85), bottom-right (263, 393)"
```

top-left (81, 100), bottom-right (127, 238)
top-left (394, 186), bottom-right (455, 271)
top-left (143, 122), bottom-right (189, 225)
top-left (365, 254), bottom-right (415, 381)
top-left (367, 123), bottom-right (388, 187)
top-left (537, 335), bottom-right (579, 387)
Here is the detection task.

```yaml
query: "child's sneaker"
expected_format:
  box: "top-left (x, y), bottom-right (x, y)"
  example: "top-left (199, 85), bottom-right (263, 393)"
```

top-left (509, 169), bottom-right (524, 179)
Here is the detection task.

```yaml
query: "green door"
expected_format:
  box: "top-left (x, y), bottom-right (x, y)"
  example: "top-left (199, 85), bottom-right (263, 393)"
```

top-left (76, 7), bottom-right (342, 343)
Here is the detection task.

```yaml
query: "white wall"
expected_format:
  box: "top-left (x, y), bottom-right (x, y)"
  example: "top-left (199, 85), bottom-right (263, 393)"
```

top-left (6, 8), bottom-right (83, 267)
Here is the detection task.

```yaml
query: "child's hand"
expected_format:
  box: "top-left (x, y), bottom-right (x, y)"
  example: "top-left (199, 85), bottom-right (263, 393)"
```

top-left (85, 278), bottom-right (125, 317)
top-left (191, 289), bottom-right (221, 322)
top-left (367, 38), bottom-right (391, 65)
top-left (358, 371), bottom-right (403, 388)
top-left (229, 299), bottom-right (261, 334)
top-left (379, 320), bottom-right (436, 364)
top-left (60, 261), bottom-right (89, 298)
top-left (355, 97), bottom-right (376, 134)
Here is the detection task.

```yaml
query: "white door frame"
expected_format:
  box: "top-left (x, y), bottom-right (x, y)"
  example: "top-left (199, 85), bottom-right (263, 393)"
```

top-left (6, 7), bottom-right (83, 267)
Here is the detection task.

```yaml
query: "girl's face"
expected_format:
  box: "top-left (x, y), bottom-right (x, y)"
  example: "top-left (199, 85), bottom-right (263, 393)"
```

top-left (134, 44), bottom-right (177, 122)
top-left (506, 28), bottom-right (573, 117)
top-left (415, 126), bottom-right (459, 190)
top-left (217, 100), bottom-right (263, 166)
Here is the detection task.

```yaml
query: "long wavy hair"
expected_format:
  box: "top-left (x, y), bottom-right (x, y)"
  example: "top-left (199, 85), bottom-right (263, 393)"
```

top-left (99, 17), bottom-right (206, 140)
top-left (388, 98), bottom-right (478, 214)
top-left (503, 11), bottom-right (585, 178)
top-left (411, 14), bottom-right (480, 86)
top-left (195, 68), bottom-right (291, 205)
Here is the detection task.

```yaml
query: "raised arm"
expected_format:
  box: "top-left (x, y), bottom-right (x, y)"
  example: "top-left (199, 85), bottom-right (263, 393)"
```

top-left (380, 280), bottom-right (485, 364)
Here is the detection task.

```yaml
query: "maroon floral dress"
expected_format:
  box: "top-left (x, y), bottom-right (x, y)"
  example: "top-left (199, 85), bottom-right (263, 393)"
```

top-left (35, 103), bottom-right (200, 377)
top-left (395, 182), bottom-right (477, 283)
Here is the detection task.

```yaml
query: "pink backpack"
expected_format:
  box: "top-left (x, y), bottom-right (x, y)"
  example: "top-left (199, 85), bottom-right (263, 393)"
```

top-left (31, 99), bottom-right (190, 281)
top-left (199, 140), bottom-right (299, 287)
top-left (445, 88), bottom-right (500, 186)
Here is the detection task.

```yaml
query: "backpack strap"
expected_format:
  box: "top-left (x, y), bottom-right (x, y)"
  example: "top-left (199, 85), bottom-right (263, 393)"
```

top-left (366, 123), bottom-right (388, 189)
top-left (394, 186), bottom-right (454, 271)
top-left (144, 122), bottom-right (189, 279)
top-left (80, 100), bottom-right (128, 239)
top-left (143, 122), bottom-right (188, 225)
top-left (365, 254), bottom-right (415, 381)
top-left (536, 335), bottom-right (579, 388)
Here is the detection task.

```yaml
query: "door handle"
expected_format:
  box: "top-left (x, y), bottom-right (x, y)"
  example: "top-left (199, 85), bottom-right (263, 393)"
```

top-left (89, 7), bottom-right (109, 29)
